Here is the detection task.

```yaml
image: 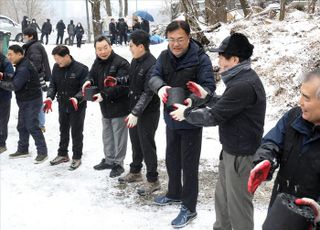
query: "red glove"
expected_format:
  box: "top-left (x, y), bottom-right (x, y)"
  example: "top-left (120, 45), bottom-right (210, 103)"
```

top-left (0, 72), bottom-right (3, 81)
top-left (295, 198), bottom-right (320, 223)
top-left (158, 86), bottom-right (171, 103)
top-left (82, 81), bottom-right (91, 96)
top-left (186, 81), bottom-right (208, 99)
top-left (247, 160), bottom-right (271, 194)
top-left (43, 98), bottom-right (52, 113)
top-left (69, 97), bottom-right (78, 111)
top-left (104, 76), bottom-right (117, 87)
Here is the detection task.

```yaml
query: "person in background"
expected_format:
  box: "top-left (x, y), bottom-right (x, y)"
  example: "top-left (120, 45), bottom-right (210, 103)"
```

top-left (44, 45), bottom-right (88, 170)
top-left (117, 18), bottom-right (128, 46)
top-left (56, 19), bottom-right (66, 45)
top-left (141, 19), bottom-right (150, 34)
top-left (132, 18), bottom-right (141, 31)
top-left (0, 45), bottom-right (48, 163)
top-left (109, 18), bottom-right (117, 45)
top-left (29, 18), bottom-right (41, 33)
top-left (75, 22), bottom-right (84, 48)
top-left (248, 69), bottom-right (320, 230)
top-left (40, 19), bottom-right (52, 45)
top-left (67, 20), bottom-right (75, 46)
top-left (82, 36), bottom-right (130, 178)
top-left (170, 32), bottom-right (266, 230)
top-left (148, 20), bottom-right (215, 228)
top-left (21, 16), bottom-right (29, 33)
top-left (22, 28), bottom-right (51, 133)
top-left (0, 52), bottom-right (14, 154)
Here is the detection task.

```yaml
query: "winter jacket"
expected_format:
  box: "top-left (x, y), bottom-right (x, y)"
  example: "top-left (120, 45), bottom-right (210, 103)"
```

top-left (117, 21), bottom-right (128, 34)
top-left (23, 39), bottom-right (51, 90)
top-left (149, 39), bottom-right (216, 129)
top-left (41, 21), bottom-right (52, 34)
top-left (56, 21), bottom-right (66, 34)
top-left (132, 21), bottom-right (141, 31)
top-left (253, 107), bottom-right (320, 208)
top-left (184, 62), bottom-right (266, 155)
top-left (141, 20), bottom-right (150, 33)
top-left (75, 25), bottom-right (84, 38)
top-left (128, 51), bottom-right (159, 116)
top-left (0, 57), bottom-right (41, 101)
top-left (30, 22), bottom-right (41, 32)
top-left (87, 51), bottom-right (130, 118)
top-left (109, 22), bottom-right (117, 35)
top-left (47, 58), bottom-right (88, 113)
top-left (67, 23), bottom-right (75, 35)
top-left (21, 17), bottom-right (29, 32)
top-left (0, 53), bottom-right (14, 101)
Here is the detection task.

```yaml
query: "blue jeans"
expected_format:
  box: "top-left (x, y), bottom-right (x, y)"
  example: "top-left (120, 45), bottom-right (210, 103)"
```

top-left (38, 92), bottom-right (45, 128)
top-left (0, 99), bottom-right (11, 147)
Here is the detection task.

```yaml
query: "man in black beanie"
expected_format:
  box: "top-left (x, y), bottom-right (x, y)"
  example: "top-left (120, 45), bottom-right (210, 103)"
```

top-left (170, 32), bottom-right (266, 230)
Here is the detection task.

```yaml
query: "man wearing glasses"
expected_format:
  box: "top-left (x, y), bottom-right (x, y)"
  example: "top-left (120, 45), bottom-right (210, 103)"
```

top-left (149, 20), bottom-right (215, 228)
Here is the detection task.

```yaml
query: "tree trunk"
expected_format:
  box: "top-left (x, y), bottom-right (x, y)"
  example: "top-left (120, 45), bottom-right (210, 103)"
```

top-left (104, 0), bottom-right (112, 16)
top-left (308, 0), bottom-right (317, 14)
top-left (124, 0), bottom-right (128, 17)
top-left (90, 0), bottom-right (102, 38)
top-left (279, 0), bottom-right (285, 21)
top-left (180, 0), bottom-right (210, 45)
top-left (239, 0), bottom-right (251, 17)
top-left (205, 0), bottom-right (227, 25)
top-left (119, 0), bottom-right (123, 17)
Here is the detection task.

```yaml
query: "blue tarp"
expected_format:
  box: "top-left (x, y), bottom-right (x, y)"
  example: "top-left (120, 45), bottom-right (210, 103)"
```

top-left (150, 34), bottom-right (165, 45)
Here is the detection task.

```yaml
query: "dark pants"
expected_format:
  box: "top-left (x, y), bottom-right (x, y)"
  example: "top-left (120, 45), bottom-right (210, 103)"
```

top-left (76, 35), bottom-right (82, 48)
top-left (17, 97), bottom-right (47, 155)
top-left (58, 106), bottom-right (86, 160)
top-left (111, 33), bottom-right (117, 45)
top-left (119, 32), bottom-right (127, 45)
top-left (165, 126), bottom-right (202, 212)
top-left (0, 99), bottom-right (11, 147)
top-left (129, 111), bottom-right (160, 182)
top-left (56, 32), bottom-right (64, 45)
top-left (40, 33), bottom-right (49, 44)
top-left (68, 34), bottom-right (74, 45)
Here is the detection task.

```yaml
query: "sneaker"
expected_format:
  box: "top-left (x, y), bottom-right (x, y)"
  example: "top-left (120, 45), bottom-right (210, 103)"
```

top-left (69, 159), bottom-right (81, 170)
top-left (34, 154), bottom-right (48, 164)
top-left (50, 156), bottom-right (70, 166)
top-left (171, 205), bottom-right (197, 228)
top-left (9, 151), bottom-right (30, 159)
top-left (154, 195), bottom-right (181, 206)
top-left (109, 164), bottom-right (124, 178)
top-left (137, 180), bottom-right (161, 196)
top-left (93, 158), bottom-right (114, 170)
top-left (0, 146), bottom-right (7, 154)
top-left (118, 172), bottom-right (143, 184)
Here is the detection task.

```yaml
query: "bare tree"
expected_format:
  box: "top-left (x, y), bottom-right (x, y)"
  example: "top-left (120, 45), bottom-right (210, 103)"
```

top-left (239, 0), bottom-right (251, 17)
top-left (308, 0), bottom-right (317, 13)
top-left (90, 0), bottom-right (102, 38)
top-left (119, 0), bottom-right (123, 17)
top-left (104, 0), bottom-right (112, 16)
top-left (124, 0), bottom-right (128, 17)
top-left (160, 0), bottom-right (182, 20)
top-left (205, 0), bottom-right (227, 24)
top-left (279, 0), bottom-right (286, 21)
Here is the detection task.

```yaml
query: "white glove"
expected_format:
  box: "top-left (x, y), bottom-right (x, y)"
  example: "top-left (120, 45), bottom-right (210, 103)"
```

top-left (82, 80), bottom-right (91, 96)
top-left (92, 93), bottom-right (103, 102)
top-left (170, 103), bottom-right (188, 121)
top-left (125, 113), bottom-right (138, 128)
top-left (158, 86), bottom-right (171, 103)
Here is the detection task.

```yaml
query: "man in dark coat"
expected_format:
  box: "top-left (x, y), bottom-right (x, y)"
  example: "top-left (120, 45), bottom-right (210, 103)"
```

top-left (74, 23), bottom-right (84, 48)
top-left (115, 30), bottom-right (160, 196)
top-left (116, 18), bottom-right (128, 45)
top-left (170, 32), bottom-right (266, 230)
top-left (44, 45), bottom-right (88, 170)
top-left (23, 28), bottom-right (51, 132)
top-left (109, 18), bottom-right (117, 45)
top-left (82, 35), bottom-right (130, 178)
top-left (40, 19), bottom-right (52, 45)
top-left (248, 69), bottom-right (320, 229)
top-left (0, 45), bottom-right (48, 163)
top-left (21, 16), bottom-right (29, 33)
top-left (0, 52), bottom-right (14, 154)
top-left (67, 20), bottom-right (75, 46)
top-left (140, 19), bottom-right (150, 34)
top-left (56, 20), bottom-right (66, 45)
top-left (148, 20), bottom-right (215, 228)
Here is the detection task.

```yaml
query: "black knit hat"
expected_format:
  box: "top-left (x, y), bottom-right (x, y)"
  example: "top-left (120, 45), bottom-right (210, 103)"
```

top-left (210, 33), bottom-right (254, 59)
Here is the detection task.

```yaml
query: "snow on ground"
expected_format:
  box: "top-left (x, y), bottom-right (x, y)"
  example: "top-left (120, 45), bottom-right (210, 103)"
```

top-left (2, 11), bottom-right (320, 229)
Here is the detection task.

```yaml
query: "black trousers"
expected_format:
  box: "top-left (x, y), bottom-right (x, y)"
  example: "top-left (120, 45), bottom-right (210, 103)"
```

top-left (56, 32), bottom-right (64, 45)
top-left (0, 99), bottom-right (11, 147)
top-left (58, 107), bottom-right (86, 160)
top-left (165, 126), bottom-right (202, 212)
top-left (129, 111), bottom-right (160, 182)
top-left (40, 33), bottom-right (49, 44)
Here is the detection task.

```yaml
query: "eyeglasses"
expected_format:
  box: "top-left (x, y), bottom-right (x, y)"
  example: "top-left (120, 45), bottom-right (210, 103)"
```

top-left (167, 38), bottom-right (187, 45)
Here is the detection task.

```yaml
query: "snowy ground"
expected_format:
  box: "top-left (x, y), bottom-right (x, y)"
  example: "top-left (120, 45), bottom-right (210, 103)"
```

top-left (2, 11), bottom-right (319, 229)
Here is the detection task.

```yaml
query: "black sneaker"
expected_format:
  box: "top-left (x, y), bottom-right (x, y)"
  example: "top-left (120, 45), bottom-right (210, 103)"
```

top-left (69, 159), bottom-right (81, 170)
top-left (109, 164), bottom-right (124, 178)
top-left (171, 205), bottom-right (197, 228)
top-left (0, 146), bottom-right (7, 154)
top-left (34, 154), bottom-right (48, 164)
top-left (9, 151), bottom-right (30, 159)
top-left (93, 158), bottom-right (114, 170)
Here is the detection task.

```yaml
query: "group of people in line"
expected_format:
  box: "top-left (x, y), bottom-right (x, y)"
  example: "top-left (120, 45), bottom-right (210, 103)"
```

top-left (0, 19), bottom-right (319, 229)
top-left (21, 16), bottom-right (85, 47)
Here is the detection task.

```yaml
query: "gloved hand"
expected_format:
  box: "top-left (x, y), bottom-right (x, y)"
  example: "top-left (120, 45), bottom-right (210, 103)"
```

top-left (104, 76), bottom-right (117, 87)
top-left (125, 113), bottom-right (138, 128)
top-left (82, 80), bottom-right (91, 96)
top-left (184, 98), bottom-right (192, 107)
top-left (69, 97), bottom-right (78, 111)
top-left (170, 103), bottom-right (188, 121)
top-left (0, 72), bottom-right (3, 81)
top-left (92, 93), bottom-right (103, 102)
top-left (43, 98), bottom-right (53, 113)
top-left (247, 160), bottom-right (271, 194)
top-left (158, 86), bottom-right (171, 103)
top-left (295, 198), bottom-right (320, 224)
top-left (186, 81), bottom-right (208, 99)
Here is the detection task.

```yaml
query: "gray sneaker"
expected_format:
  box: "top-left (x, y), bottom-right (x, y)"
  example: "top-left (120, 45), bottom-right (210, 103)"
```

top-left (69, 159), bottom-right (81, 170)
top-left (137, 180), bottom-right (161, 196)
top-left (9, 151), bottom-right (30, 159)
top-left (50, 156), bottom-right (70, 166)
top-left (34, 154), bottom-right (48, 164)
top-left (0, 146), bottom-right (7, 154)
top-left (118, 172), bottom-right (143, 184)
